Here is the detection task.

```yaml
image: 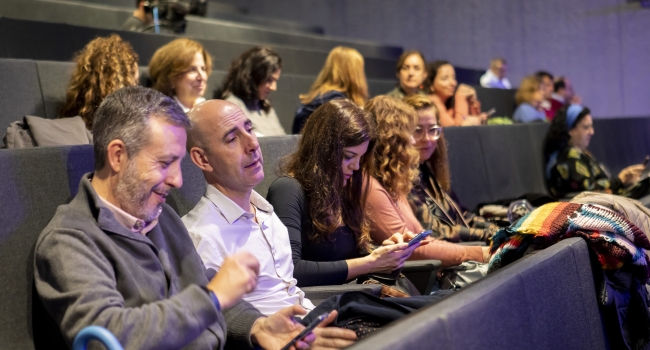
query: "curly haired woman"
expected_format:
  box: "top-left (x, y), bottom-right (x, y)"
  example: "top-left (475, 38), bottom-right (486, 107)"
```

top-left (59, 34), bottom-right (140, 129)
top-left (364, 96), bottom-right (489, 267)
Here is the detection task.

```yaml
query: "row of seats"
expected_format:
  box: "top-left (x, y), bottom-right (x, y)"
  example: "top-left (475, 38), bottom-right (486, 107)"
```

top-left (0, 0), bottom-right (401, 60)
top-left (0, 57), bottom-right (394, 135)
top-left (0, 56), bottom-right (515, 140)
top-left (0, 16), bottom-right (397, 78)
top-left (4, 117), bottom-right (649, 348)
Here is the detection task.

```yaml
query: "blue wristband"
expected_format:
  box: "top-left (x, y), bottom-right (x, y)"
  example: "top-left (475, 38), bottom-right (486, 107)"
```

top-left (201, 285), bottom-right (221, 311)
top-left (209, 291), bottom-right (221, 312)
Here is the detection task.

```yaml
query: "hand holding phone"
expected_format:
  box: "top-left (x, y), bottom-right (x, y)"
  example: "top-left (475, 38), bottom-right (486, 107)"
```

top-left (408, 230), bottom-right (432, 247)
top-left (280, 313), bottom-right (329, 350)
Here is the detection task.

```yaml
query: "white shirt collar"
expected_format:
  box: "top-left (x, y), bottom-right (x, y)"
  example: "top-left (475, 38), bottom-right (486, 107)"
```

top-left (203, 184), bottom-right (273, 225)
top-left (174, 96), bottom-right (206, 113)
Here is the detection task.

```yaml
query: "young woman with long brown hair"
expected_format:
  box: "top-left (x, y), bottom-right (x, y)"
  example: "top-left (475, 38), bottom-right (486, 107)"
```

top-left (267, 99), bottom-right (421, 287)
top-left (59, 34), bottom-right (139, 129)
top-left (291, 46), bottom-right (369, 134)
top-left (364, 96), bottom-right (489, 267)
top-left (403, 94), bottom-right (497, 243)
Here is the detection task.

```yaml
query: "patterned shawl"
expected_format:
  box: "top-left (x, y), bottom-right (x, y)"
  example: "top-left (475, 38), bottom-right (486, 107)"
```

top-left (488, 202), bottom-right (650, 283)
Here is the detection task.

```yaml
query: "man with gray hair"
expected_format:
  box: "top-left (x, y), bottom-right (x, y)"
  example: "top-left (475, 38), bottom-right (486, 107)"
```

top-left (34, 86), bottom-right (315, 349)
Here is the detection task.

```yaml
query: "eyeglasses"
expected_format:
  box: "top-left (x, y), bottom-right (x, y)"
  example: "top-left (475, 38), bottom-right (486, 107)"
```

top-left (413, 125), bottom-right (442, 141)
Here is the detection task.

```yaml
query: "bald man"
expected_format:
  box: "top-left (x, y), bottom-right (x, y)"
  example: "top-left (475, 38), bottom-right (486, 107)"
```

top-left (182, 100), bottom-right (358, 349)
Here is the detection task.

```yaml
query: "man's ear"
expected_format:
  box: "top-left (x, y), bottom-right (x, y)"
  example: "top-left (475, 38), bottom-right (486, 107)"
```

top-left (106, 140), bottom-right (128, 173)
top-left (189, 146), bottom-right (214, 173)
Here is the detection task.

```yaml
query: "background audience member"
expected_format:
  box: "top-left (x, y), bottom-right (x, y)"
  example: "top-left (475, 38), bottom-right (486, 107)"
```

top-left (149, 38), bottom-right (212, 112)
top-left (479, 58), bottom-right (511, 89)
top-left (60, 34), bottom-right (139, 130)
top-left (550, 76), bottom-right (581, 120)
top-left (122, 0), bottom-right (154, 32)
top-left (403, 95), bottom-right (497, 243)
top-left (292, 46), bottom-right (368, 134)
top-left (214, 46), bottom-right (286, 136)
top-left (543, 104), bottom-right (644, 199)
top-left (386, 50), bottom-right (428, 99)
top-left (426, 60), bottom-right (486, 127)
top-left (535, 71), bottom-right (555, 120)
top-left (364, 96), bottom-right (488, 267)
top-left (512, 75), bottom-right (546, 123)
top-left (268, 99), bottom-right (420, 287)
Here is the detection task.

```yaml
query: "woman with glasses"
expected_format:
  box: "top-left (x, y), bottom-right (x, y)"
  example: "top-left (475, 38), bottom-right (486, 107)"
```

top-left (364, 96), bottom-right (489, 267)
top-left (403, 95), bottom-right (497, 243)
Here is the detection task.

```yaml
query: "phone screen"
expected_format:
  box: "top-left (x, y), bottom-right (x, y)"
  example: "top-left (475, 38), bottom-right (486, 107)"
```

top-left (280, 313), bottom-right (329, 350)
top-left (408, 230), bottom-right (432, 247)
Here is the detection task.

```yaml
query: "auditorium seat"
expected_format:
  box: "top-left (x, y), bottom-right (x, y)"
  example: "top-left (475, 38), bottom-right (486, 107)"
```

top-left (347, 238), bottom-right (607, 350)
top-left (0, 18), bottom-right (397, 79)
top-left (0, 0), bottom-right (401, 61)
top-left (35, 61), bottom-right (73, 119)
top-left (0, 59), bottom-right (46, 126)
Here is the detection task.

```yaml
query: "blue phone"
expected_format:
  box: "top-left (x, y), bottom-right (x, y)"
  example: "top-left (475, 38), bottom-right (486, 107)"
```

top-left (280, 313), bottom-right (329, 350)
top-left (408, 230), bottom-right (432, 247)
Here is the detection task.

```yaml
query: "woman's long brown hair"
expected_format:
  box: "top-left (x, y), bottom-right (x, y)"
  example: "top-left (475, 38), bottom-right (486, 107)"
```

top-left (282, 99), bottom-right (375, 248)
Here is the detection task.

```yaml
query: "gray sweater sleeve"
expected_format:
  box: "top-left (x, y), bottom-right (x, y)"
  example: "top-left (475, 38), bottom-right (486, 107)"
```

top-left (223, 300), bottom-right (265, 350)
top-left (34, 228), bottom-right (226, 350)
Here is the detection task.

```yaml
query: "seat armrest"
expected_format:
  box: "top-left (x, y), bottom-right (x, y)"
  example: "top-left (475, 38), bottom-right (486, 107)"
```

top-left (457, 241), bottom-right (486, 246)
top-left (301, 284), bottom-right (382, 306)
top-left (402, 260), bottom-right (442, 295)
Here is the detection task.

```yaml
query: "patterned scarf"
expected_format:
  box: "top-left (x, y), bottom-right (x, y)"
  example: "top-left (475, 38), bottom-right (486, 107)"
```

top-left (488, 202), bottom-right (650, 283)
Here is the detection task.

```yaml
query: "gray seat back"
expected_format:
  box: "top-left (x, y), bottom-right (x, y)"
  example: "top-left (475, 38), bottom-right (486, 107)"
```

top-left (168, 135), bottom-right (301, 217)
top-left (35, 61), bottom-right (74, 119)
top-left (348, 238), bottom-right (606, 350)
top-left (0, 59), bottom-right (45, 129)
top-left (0, 145), bottom-right (94, 350)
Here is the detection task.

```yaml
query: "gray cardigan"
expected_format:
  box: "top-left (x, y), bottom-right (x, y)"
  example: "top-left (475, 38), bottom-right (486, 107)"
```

top-left (34, 174), bottom-right (263, 349)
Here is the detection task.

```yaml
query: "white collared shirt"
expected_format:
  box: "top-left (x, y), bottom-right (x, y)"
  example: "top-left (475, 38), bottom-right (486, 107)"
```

top-left (480, 70), bottom-right (512, 89)
top-left (174, 96), bottom-right (206, 113)
top-left (182, 184), bottom-right (314, 316)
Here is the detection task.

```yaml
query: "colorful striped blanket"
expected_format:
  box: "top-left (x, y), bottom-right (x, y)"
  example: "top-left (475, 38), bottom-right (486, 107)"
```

top-left (488, 202), bottom-right (650, 283)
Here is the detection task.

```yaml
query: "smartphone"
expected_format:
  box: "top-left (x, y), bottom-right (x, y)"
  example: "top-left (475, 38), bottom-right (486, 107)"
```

top-left (280, 313), bottom-right (329, 350)
top-left (408, 230), bottom-right (432, 247)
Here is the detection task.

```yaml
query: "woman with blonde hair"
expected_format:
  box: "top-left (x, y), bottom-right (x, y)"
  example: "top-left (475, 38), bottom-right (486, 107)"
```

top-left (364, 96), bottom-right (488, 267)
top-left (149, 38), bottom-right (212, 112)
top-left (512, 75), bottom-right (546, 123)
top-left (292, 46), bottom-right (368, 133)
top-left (59, 34), bottom-right (139, 129)
top-left (403, 94), bottom-right (497, 243)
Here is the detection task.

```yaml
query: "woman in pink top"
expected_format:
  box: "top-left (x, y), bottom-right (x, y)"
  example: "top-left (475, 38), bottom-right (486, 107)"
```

top-left (426, 60), bottom-right (487, 127)
top-left (363, 96), bottom-right (488, 267)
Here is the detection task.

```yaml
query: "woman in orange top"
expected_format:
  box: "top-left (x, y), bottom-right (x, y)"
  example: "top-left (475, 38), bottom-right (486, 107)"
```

top-left (426, 60), bottom-right (487, 127)
top-left (363, 96), bottom-right (489, 267)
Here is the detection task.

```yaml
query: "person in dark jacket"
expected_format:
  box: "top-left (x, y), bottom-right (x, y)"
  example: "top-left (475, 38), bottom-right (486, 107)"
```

top-left (269, 99), bottom-right (421, 287)
top-left (292, 46), bottom-right (368, 133)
